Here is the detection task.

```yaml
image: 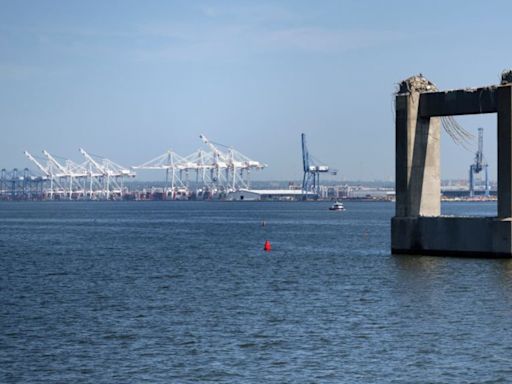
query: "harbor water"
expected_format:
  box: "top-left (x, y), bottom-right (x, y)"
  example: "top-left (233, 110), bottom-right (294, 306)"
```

top-left (1, 201), bottom-right (512, 383)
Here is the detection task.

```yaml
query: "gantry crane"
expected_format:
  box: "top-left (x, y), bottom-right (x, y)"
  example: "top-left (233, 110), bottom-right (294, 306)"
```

top-left (79, 148), bottom-right (135, 200)
top-left (469, 127), bottom-right (490, 197)
top-left (199, 134), bottom-right (266, 191)
top-left (301, 133), bottom-right (329, 199)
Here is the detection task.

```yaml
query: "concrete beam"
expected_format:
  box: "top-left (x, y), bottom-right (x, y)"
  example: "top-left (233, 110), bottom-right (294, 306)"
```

top-left (419, 87), bottom-right (498, 117)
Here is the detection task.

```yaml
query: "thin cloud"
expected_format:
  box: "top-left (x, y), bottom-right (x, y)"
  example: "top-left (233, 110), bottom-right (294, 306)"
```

top-left (0, 7), bottom-right (407, 66)
top-left (133, 22), bottom-right (406, 62)
top-left (196, 3), bottom-right (298, 23)
top-left (257, 27), bottom-right (405, 53)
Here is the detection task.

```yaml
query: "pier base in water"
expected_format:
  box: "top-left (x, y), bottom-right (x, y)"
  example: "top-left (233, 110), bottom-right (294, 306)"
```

top-left (392, 216), bottom-right (512, 258)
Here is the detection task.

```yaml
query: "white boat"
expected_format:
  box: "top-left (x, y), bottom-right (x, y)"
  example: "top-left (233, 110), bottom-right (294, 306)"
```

top-left (329, 201), bottom-right (345, 211)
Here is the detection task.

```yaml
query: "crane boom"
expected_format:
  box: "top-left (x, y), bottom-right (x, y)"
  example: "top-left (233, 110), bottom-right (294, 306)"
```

top-left (42, 150), bottom-right (69, 174)
top-left (79, 148), bottom-right (106, 175)
top-left (199, 134), bottom-right (225, 159)
top-left (24, 151), bottom-right (50, 176)
top-left (301, 133), bottom-right (309, 173)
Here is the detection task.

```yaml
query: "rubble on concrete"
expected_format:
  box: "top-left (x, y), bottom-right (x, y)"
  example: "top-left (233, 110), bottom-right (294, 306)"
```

top-left (397, 74), bottom-right (438, 94)
top-left (501, 69), bottom-right (512, 85)
top-left (396, 74), bottom-right (473, 148)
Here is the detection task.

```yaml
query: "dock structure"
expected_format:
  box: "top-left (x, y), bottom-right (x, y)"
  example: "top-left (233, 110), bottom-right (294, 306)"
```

top-left (0, 168), bottom-right (46, 200)
top-left (392, 71), bottom-right (512, 257)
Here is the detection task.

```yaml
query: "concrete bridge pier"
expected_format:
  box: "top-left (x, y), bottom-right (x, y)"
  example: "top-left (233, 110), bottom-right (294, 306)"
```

top-left (392, 72), bottom-right (512, 257)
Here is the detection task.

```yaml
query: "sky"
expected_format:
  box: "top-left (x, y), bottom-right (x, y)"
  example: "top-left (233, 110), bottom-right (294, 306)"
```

top-left (1, 0), bottom-right (511, 182)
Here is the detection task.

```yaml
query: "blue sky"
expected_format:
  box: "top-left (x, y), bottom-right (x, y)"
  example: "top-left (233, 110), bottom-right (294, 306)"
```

top-left (1, 0), bottom-right (511, 181)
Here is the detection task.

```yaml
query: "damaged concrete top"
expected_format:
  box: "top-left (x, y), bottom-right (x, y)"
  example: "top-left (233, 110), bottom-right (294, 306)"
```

top-left (399, 70), bottom-right (512, 95)
top-left (397, 74), bottom-right (438, 94)
top-left (501, 69), bottom-right (512, 85)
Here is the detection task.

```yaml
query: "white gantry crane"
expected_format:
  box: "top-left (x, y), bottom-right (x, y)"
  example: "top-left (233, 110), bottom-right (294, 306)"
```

top-left (79, 148), bottom-right (135, 200)
top-left (134, 134), bottom-right (267, 199)
top-left (199, 134), bottom-right (230, 190)
top-left (24, 151), bottom-right (57, 199)
top-left (24, 149), bottom-right (134, 200)
top-left (133, 149), bottom-right (189, 199)
top-left (24, 150), bottom-right (87, 199)
top-left (199, 134), bottom-right (266, 191)
top-left (22, 135), bottom-right (266, 200)
top-left (42, 150), bottom-right (89, 199)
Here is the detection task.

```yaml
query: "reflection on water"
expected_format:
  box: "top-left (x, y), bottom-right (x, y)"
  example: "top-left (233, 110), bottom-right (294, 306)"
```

top-left (442, 200), bottom-right (497, 217)
top-left (393, 254), bottom-right (445, 276)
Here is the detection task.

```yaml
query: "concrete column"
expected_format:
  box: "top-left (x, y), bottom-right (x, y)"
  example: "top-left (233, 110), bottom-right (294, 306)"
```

top-left (395, 91), bottom-right (440, 217)
top-left (497, 85), bottom-right (512, 218)
top-left (395, 94), bottom-right (409, 217)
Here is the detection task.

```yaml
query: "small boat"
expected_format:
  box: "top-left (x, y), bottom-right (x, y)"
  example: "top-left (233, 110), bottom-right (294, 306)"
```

top-left (329, 201), bottom-right (345, 211)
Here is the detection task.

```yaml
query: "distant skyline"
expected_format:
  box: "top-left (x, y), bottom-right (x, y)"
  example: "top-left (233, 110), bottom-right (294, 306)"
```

top-left (0, 0), bottom-right (510, 181)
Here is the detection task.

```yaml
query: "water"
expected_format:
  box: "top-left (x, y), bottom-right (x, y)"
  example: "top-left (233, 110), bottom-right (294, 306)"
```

top-left (1, 201), bottom-right (512, 383)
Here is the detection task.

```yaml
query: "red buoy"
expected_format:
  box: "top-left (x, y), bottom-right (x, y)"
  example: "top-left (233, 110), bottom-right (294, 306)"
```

top-left (264, 240), bottom-right (272, 252)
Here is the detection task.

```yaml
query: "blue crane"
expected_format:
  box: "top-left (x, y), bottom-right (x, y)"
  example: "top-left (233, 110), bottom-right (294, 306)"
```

top-left (301, 133), bottom-right (329, 199)
top-left (469, 127), bottom-right (490, 197)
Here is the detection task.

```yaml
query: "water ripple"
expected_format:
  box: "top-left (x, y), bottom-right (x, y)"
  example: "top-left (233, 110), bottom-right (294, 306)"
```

top-left (0, 201), bottom-right (510, 383)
